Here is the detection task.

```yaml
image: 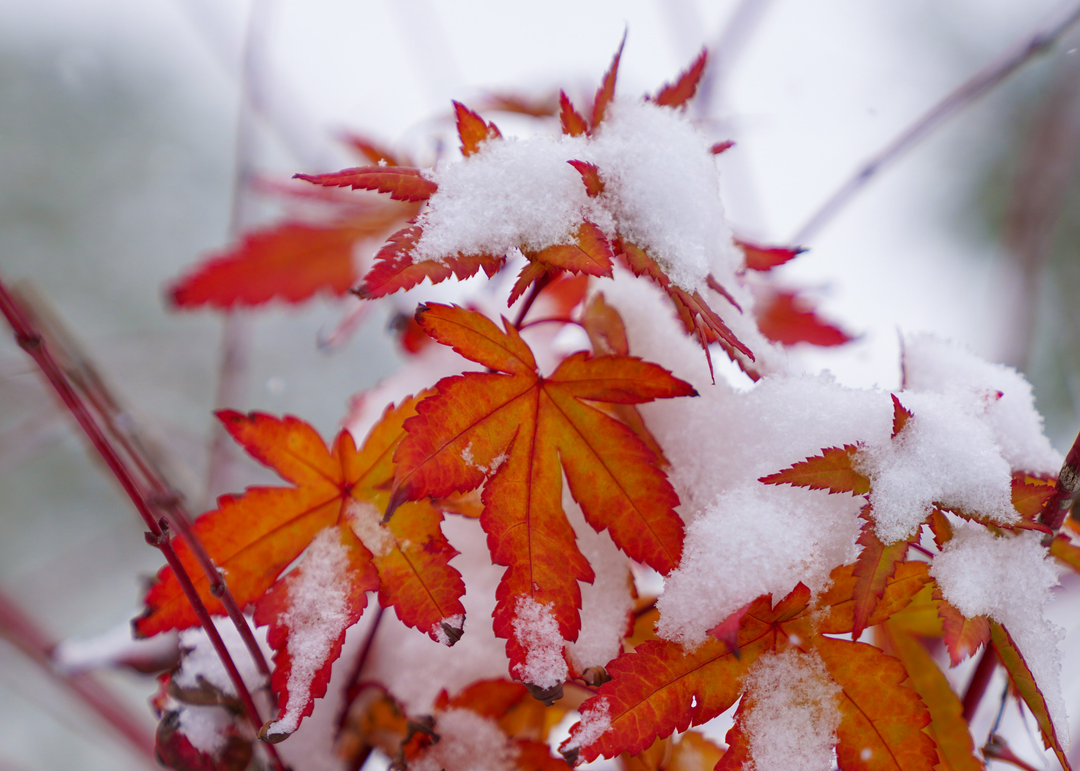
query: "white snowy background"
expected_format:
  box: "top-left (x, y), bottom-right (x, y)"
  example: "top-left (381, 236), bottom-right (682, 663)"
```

top-left (3, 0), bottom-right (1080, 769)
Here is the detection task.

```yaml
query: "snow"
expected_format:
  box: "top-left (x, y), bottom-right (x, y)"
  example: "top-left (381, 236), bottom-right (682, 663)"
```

top-left (345, 498), bottom-right (395, 558)
top-left (266, 527), bottom-right (357, 737)
top-left (414, 99), bottom-right (736, 292)
top-left (657, 482), bottom-right (861, 648)
top-left (562, 697), bottom-right (612, 753)
top-left (431, 614), bottom-right (465, 646)
top-left (902, 334), bottom-right (1061, 474)
top-left (365, 515), bottom-right (510, 713)
top-left (411, 708), bottom-right (519, 771)
top-left (857, 390), bottom-right (1017, 543)
top-left (511, 596), bottom-right (568, 689)
top-left (741, 649), bottom-right (842, 771)
top-left (565, 493), bottom-right (635, 673)
top-left (931, 524), bottom-right (1069, 746)
top-left (173, 619), bottom-right (268, 698)
top-left (54, 620), bottom-right (177, 673)
top-left (177, 704), bottom-right (233, 757)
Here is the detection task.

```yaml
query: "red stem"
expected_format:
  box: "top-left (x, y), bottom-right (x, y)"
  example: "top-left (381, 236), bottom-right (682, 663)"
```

top-left (44, 319), bottom-right (271, 679)
top-left (335, 604), bottom-right (384, 737)
top-left (511, 273), bottom-right (554, 329)
top-left (962, 645), bottom-right (998, 722)
top-left (0, 590), bottom-right (156, 763)
top-left (515, 316), bottom-right (584, 332)
top-left (0, 276), bottom-right (283, 771)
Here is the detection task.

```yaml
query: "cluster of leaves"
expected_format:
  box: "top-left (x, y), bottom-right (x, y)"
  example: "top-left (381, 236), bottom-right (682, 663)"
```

top-left (142, 38), bottom-right (1080, 771)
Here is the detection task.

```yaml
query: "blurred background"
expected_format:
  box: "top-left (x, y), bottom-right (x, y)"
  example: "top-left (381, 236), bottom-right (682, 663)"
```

top-left (2, 0), bottom-right (1080, 768)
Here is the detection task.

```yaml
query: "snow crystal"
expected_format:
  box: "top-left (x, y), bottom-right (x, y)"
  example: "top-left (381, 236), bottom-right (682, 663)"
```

top-left (411, 708), bottom-right (519, 771)
top-left (857, 390), bottom-right (1016, 543)
top-left (562, 698), bottom-right (611, 752)
top-left (564, 494), bottom-right (635, 672)
top-left (431, 614), bottom-right (465, 647)
top-left (741, 650), bottom-right (841, 771)
top-left (461, 442), bottom-right (508, 475)
top-left (345, 498), bottom-right (394, 558)
top-left (177, 704), bottom-right (233, 757)
top-left (415, 98), bottom-right (735, 292)
top-left (267, 528), bottom-right (357, 737)
top-left (903, 334), bottom-right (1061, 474)
top-left (54, 621), bottom-right (178, 673)
top-left (174, 618), bottom-right (269, 698)
top-left (415, 133), bottom-right (596, 263)
top-left (657, 482), bottom-right (861, 647)
top-left (931, 525), bottom-right (1069, 746)
top-left (511, 596), bottom-right (568, 688)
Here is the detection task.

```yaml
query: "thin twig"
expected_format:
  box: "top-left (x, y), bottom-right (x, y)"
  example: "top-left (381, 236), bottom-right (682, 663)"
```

top-left (13, 286), bottom-right (271, 679)
top-left (792, 1), bottom-right (1080, 244)
top-left (335, 604), bottom-right (385, 738)
top-left (0, 277), bottom-right (284, 771)
top-left (0, 589), bottom-right (156, 764)
top-left (511, 273), bottom-right (554, 330)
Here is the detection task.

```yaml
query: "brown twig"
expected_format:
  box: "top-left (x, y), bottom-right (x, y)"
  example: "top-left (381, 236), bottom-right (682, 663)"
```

top-left (0, 589), bottom-right (156, 764)
top-left (791, 2), bottom-right (1080, 244)
top-left (1038, 424), bottom-right (1080, 532)
top-left (0, 276), bottom-right (284, 771)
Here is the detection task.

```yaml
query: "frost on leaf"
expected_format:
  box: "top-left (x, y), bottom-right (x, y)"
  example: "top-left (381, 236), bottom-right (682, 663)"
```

top-left (136, 397), bottom-right (464, 647)
top-left (386, 304), bottom-right (693, 687)
top-left (254, 526), bottom-right (377, 740)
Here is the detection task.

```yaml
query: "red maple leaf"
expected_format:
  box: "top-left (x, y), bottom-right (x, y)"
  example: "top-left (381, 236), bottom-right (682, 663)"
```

top-left (384, 304), bottom-right (693, 690)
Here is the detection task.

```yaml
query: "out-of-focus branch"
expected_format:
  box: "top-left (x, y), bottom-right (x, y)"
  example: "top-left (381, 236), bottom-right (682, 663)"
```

top-left (998, 45), bottom-right (1080, 370)
top-left (0, 276), bottom-right (284, 771)
top-left (11, 285), bottom-right (271, 680)
top-left (0, 589), bottom-right (156, 765)
top-left (695, 0), bottom-right (776, 120)
top-left (792, 1), bottom-right (1080, 244)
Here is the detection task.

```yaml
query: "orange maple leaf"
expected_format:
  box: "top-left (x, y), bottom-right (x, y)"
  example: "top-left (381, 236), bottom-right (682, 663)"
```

top-left (135, 397), bottom-right (465, 646)
top-left (562, 578), bottom-right (936, 770)
top-left (384, 304), bottom-right (693, 687)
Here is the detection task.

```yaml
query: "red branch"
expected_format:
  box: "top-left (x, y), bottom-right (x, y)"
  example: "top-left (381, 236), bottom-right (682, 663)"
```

top-left (0, 589), bottom-right (156, 762)
top-left (0, 276), bottom-right (284, 770)
top-left (961, 644), bottom-right (998, 722)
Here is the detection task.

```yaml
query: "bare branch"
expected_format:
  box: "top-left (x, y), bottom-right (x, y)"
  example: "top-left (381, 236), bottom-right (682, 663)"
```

top-left (792, 2), bottom-right (1080, 244)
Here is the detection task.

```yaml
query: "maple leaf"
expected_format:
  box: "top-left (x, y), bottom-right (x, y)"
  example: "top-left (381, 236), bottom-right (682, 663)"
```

top-left (990, 621), bottom-right (1071, 771)
top-left (169, 221), bottom-right (363, 309)
top-left (759, 445), bottom-right (870, 494)
top-left (135, 397), bottom-right (464, 647)
top-left (850, 506), bottom-right (917, 640)
top-left (454, 100), bottom-right (502, 156)
top-left (756, 290), bottom-right (854, 347)
top-left (559, 91), bottom-right (588, 136)
top-left (254, 525), bottom-right (379, 740)
top-left (652, 49), bottom-right (708, 109)
top-left (294, 166), bottom-right (438, 202)
top-left (1050, 533), bottom-right (1080, 575)
top-left (591, 31), bottom-right (626, 131)
top-left (880, 621), bottom-right (982, 771)
top-left (933, 587), bottom-right (989, 666)
top-left (340, 132), bottom-right (404, 166)
top-left (622, 731), bottom-right (724, 771)
top-left (562, 582), bottom-right (936, 769)
top-left (735, 238), bottom-right (806, 272)
top-left (385, 304), bottom-right (693, 687)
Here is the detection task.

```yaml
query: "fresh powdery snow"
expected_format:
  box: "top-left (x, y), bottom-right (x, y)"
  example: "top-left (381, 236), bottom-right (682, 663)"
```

top-left (267, 528), bottom-right (358, 736)
top-left (931, 525), bottom-right (1069, 746)
top-left (414, 99), bottom-right (738, 292)
top-left (740, 650), bottom-right (842, 771)
top-left (511, 596), bottom-right (568, 688)
top-left (411, 709), bottom-right (519, 771)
